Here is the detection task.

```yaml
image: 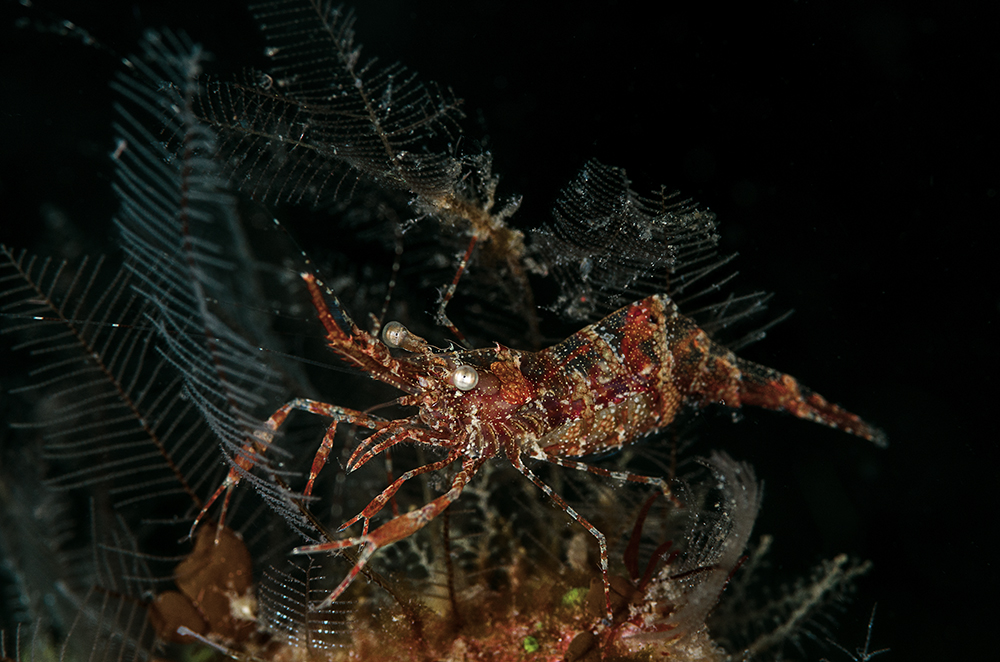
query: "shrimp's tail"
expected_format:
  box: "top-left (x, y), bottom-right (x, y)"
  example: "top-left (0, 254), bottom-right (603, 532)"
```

top-left (678, 327), bottom-right (887, 447)
top-left (733, 357), bottom-right (888, 448)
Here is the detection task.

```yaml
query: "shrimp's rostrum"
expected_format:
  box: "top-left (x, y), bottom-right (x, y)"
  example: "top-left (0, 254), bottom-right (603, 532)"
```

top-left (194, 273), bottom-right (885, 617)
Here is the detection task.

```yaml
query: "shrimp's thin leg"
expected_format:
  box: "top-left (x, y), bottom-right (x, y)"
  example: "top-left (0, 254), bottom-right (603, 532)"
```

top-left (537, 452), bottom-right (672, 498)
top-left (189, 399), bottom-right (387, 541)
top-left (434, 234), bottom-right (477, 348)
top-left (338, 450), bottom-right (462, 535)
top-left (346, 419), bottom-right (428, 472)
top-left (506, 450), bottom-right (615, 621)
top-left (294, 456), bottom-right (485, 610)
top-left (383, 448), bottom-right (400, 517)
top-left (304, 420), bottom-right (337, 498)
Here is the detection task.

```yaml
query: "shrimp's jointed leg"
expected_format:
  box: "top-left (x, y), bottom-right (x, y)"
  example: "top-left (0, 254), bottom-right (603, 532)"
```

top-left (537, 452), bottom-right (673, 500)
top-left (338, 450), bottom-right (462, 536)
top-left (293, 456), bottom-right (486, 610)
top-left (189, 399), bottom-right (388, 542)
top-left (435, 234), bottom-right (478, 348)
top-left (507, 450), bottom-right (617, 620)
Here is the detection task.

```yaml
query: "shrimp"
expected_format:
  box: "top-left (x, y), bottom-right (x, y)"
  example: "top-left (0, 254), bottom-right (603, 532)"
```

top-left (192, 273), bottom-right (885, 618)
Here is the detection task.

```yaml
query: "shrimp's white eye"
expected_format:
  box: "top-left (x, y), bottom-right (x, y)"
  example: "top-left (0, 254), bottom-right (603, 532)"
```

top-left (382, 321), bottom-right (409, 349)
top-left (451, 365), bottom-right (479, 391)
top-left (382, 321), bottom-right (430, 353)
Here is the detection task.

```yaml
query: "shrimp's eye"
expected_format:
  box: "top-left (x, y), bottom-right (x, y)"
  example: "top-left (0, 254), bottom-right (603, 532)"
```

top-left (451, 365), bottom-right (479, 391)
top-left (382, 321), bottom-right (409, 349)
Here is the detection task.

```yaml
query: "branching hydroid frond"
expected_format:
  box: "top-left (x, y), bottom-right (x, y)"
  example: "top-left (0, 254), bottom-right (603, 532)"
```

top-left (111, 29), bottom-right (320, 537)
top-left (532, 159), bottom-right (783, 348)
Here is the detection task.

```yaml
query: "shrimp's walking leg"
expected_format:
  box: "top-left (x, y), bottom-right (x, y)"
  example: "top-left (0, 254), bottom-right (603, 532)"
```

top-left (189, 399), bottom-right (388, 542)
top-left (345, 420), bottom-right (428, 472)
top-left (338, 450), bottom-right (462, 536)
top-left (507, 451), bottom-right (615, 621)
top-left (294, 456), bottom-right (485, 610)
top-left (537, 452), bottom-right (672, 498)
top-left (435, 234), bottom-right (477, 348)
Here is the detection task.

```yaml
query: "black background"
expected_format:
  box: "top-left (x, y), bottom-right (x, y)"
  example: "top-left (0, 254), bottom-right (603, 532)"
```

top-left (1, 0), bottom-right (997, 658)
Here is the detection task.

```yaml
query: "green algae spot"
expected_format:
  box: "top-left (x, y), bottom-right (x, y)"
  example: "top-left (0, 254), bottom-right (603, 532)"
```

top-left (522, 635), bottom-right (540, 653)
top-left (561, 586), bottom-right (587, 607)
top-left (183, 644), bottom-right (216, 662)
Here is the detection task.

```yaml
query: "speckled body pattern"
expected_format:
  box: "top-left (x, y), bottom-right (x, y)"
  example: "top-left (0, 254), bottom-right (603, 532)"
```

top-left (394, 292), bottom-right (883, 463)
top-left (195, 273), bottom-right (884, 615)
